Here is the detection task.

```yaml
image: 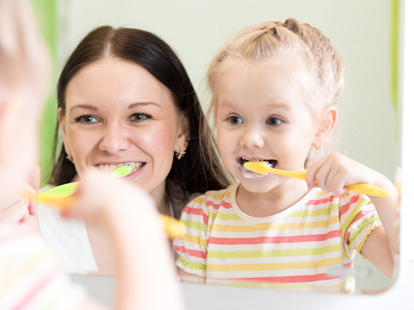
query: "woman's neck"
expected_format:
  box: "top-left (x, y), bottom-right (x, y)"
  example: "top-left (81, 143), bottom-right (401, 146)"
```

top-left (236, 178), bottom-right (310, 217)
top-left (150, 183), bottom-right (170, 215)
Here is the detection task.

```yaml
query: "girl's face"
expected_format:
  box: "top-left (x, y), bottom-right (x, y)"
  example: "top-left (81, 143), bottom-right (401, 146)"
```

top-left (59, 58), bottom-right (188, 198)
top-left (215, 56), bottom-right (320, 194)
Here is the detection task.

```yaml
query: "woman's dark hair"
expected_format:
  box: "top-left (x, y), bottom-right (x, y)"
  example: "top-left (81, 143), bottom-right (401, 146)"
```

top-left (50, 26), bottom-right (230, 218)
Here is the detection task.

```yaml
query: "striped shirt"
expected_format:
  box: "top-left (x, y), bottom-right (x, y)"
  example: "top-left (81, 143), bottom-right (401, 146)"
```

top-left (0, 228), bottom-right (86, 310)
top-left (174, 183), bottom-right (381, 293)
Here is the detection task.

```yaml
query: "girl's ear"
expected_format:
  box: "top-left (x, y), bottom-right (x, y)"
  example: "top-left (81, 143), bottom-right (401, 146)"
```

top-left (313, 106), bottom-right (337, 147)
top-left (175, 113), bottom-right (190, 151)
top-left (57, 108), bottom-right (71, 155)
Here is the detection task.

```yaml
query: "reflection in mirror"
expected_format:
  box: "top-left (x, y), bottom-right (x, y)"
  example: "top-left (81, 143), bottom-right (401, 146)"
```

top-left (37, 0), bottom-right (400, 296)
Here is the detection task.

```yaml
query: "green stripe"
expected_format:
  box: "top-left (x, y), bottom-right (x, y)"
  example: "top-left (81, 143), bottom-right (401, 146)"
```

top-left (208, 244), bottom-right (341, 259)
top-left (177, 257), bottom-right (206, 271)
top-left (288, 207), bottom-right (332, 218)
top-left (215, 212), bottom-right (241, 221)
top-left (181, 219), bottom-right (205, 232)
top-left (340, 195), bottom-right (369, 241)
top-left (348, 215), bottom-right (380, 248)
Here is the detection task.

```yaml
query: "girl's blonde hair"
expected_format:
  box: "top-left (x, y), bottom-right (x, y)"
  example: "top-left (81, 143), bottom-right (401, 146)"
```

top-left (206, 18), bottom-right (345, 168)
top-left (0, 0), bottom-right (49, 105)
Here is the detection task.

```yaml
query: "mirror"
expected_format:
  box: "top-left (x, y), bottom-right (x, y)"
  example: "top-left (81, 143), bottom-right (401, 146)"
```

top-left (38, 0), bottom-right (400, 295)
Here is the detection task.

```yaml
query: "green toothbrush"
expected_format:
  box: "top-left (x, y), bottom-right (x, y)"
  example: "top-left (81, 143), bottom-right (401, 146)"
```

top-left (37, 165), bottom-right (133, 204)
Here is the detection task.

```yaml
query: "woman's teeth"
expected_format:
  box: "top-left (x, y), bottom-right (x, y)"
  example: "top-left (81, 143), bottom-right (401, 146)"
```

top-left (97, 162), bottom-right (144, 173)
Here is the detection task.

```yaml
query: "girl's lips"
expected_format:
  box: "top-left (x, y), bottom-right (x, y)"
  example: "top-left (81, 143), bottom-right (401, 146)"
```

top-left (237, 156), bottom-right (278, 169)
top-left (235, 159), bottom-right (270, 179)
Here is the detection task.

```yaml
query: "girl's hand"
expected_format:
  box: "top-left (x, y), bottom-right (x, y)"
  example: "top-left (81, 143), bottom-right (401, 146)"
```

top-left (306, 153), bottom-right (386, 196)
top-left (0, 164), bottom-right (40, 227)
top-left (60, 169), bottom-right (156, 225)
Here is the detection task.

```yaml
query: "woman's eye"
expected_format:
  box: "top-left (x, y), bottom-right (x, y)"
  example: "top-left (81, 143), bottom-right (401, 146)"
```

top-left (76, 115), bottom-right (98, 124)
top-left (266, 117), bottom-right (282, 126)
top-left (130, 113), bottom-right (151, 122)
top-left (228, 116), bottom-right (243, 125)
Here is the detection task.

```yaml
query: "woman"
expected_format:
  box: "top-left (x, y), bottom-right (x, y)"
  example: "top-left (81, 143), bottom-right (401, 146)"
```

top-left (37, 26), bottom-right (230, 273)
top-left (0, 2), bottom-right (184, 308)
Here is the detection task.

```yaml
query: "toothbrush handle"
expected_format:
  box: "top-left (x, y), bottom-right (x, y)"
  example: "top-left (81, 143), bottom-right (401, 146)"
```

top-left (346, 182), bottom-right (390, 197)
top-left (38, 182), bottom-right (79, 204)
top-left (299, 172), bottom-right (390, 197)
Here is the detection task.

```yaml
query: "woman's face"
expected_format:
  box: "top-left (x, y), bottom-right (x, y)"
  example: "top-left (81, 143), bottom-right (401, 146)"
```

top-left (59, 57), bottom-right (189, 199)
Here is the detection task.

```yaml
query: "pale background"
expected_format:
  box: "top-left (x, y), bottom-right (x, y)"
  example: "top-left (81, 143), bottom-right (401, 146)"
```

top-left (57, 0), bottom-right (398, 291)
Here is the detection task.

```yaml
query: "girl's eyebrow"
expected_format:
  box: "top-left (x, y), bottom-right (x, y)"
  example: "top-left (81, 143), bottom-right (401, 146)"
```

top-left (266, 103), bottom-right (291, 110)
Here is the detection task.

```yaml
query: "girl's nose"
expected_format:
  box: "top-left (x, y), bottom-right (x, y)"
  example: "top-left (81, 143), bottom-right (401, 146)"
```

top-left (99, 125), bottom-right (130, 155)
top-left (240, 125), bottom-right (264, 149)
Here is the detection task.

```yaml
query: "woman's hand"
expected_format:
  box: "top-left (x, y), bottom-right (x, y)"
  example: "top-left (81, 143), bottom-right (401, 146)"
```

top-left (305, 152), bottom-right (388, 196)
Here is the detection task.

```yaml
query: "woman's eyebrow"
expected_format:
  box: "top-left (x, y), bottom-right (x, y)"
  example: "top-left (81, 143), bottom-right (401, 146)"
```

top-left (70, 104), bottom-right (98, 112)
top-left (129, 102), bottom-right (161, 109)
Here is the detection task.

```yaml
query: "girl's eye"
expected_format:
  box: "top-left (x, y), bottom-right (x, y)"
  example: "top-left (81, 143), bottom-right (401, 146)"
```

top-left (266, 117), bottom-right (282, 126)
top-left (130, 113), bottom-right (151, 122)
top-left (76, 115), bottom-right (98, 124)
top-left (228, 116), bottom-right (243, 125)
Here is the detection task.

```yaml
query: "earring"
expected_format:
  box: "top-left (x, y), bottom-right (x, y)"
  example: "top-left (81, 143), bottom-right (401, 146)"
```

top-left (314, 142), bottom-right (320, 150)
top-left (175, 141), bottom-right (188, 160)
top-left (66, 153), bottom-right (74, 163)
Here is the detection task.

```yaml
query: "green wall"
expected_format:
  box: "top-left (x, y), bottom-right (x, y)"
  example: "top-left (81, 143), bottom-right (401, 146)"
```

top-left (29, 0), bottom-right (58, 186)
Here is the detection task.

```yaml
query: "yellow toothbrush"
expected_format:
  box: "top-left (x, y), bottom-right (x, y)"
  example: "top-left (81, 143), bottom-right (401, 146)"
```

top-left (243, 161), bottom-right (390, 197)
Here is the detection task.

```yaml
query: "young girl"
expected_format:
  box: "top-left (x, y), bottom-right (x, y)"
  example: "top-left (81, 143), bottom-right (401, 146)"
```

top-left (173, 18), bottom-right (398, 293)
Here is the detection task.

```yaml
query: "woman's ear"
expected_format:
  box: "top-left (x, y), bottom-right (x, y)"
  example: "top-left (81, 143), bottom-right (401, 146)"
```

top-left (175, 113), bottom-right (190, 151)
top-left (57, 108), bottom-right (71, 154)
top-left (313, 106), bottom-right (337, 147)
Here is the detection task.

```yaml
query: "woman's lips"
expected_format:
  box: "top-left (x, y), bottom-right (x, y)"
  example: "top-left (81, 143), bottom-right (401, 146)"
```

top-left (123, 163), bottom-right (146, 180)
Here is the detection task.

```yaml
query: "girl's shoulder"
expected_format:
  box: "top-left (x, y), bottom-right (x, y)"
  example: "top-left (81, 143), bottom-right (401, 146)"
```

top-left (305, 188), bottom-right (371, 209)
top-left (186, 184), bottom-right (236, 210)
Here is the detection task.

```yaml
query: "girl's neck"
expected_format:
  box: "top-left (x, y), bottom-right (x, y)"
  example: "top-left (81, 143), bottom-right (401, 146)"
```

top-left (236, 178), bottom-right (310, 217)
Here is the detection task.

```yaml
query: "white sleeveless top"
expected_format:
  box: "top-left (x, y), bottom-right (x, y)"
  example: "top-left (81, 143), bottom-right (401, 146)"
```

top-left (37, 198), bottom-right (179, 274)
top-left (37, 204), bottom-right (98, 274)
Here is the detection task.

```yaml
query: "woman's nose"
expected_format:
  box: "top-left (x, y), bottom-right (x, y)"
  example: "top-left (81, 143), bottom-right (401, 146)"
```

top-left (240, 125), bottom-right (264, 149)
top-left (99, 125), bottom-right (130, 154)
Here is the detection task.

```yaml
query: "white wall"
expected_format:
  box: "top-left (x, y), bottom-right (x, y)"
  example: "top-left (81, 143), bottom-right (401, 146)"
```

top-left (58, 0), bottom-right (397, 292)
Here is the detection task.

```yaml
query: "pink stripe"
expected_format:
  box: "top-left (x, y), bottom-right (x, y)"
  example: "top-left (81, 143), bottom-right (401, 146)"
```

top-left (343, 261), bottom-right (353, 268)
top-left (183, 206), bottom-right (209, 226)
top-left (14, 269), bottom-right (59, 310)
top-left (352, 207), bottom-right (375, 225)
top-left (206, 200), bottom-right (232, 209)
top-left (339, 195), bottom-right (361, 217)
top-left (209, 230), bottom-right (341, 245)
top-left (305, 195), bottom-right (337, 206)
top-left (215, 273), bottom-right (339, 284)
top-left (174, 245), bottom-right (207, 259)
